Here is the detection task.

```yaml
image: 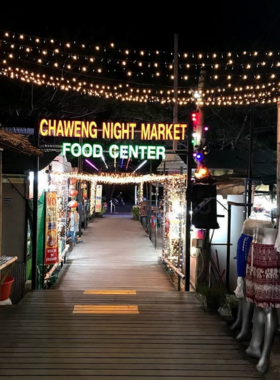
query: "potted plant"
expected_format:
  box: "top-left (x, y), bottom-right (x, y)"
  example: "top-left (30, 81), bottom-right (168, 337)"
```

top-left (131, 205), bottom-right (140, 220)
top-left (196, 282), bottom-right (227, 312)
top-left (95, 204), bottom-right (107, 218)
top-left (221, 294), bottom-right (239, 317)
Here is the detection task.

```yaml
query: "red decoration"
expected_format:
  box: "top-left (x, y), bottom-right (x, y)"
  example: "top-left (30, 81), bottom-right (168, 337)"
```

top-left (69, 189), bottom-right (78, 197)
top-left (68, 200), bottom-right (78, 209)
top-left (69, 178), bottom-right (77, 185)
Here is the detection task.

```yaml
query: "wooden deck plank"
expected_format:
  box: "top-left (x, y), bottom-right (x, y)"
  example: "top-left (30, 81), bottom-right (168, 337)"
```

top-left (0, 377), bottom-right (262, 380)
top-left (73, 304), bottom-right (139, 314)
top-left (0, 369), bottom-right (262, 377)
top-left (0, 351), bottom-right (247, 358)
top-left (0, 218), bottom-right (264, 379)
top-left (0, 357), bottom-right (251, 364)
top-left (83, 290), bottom-right (137, 294)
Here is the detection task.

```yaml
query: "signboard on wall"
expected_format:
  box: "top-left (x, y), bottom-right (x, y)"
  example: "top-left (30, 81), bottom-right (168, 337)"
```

top-left (44, 192), bottom-right (59, 265)
top-left (95, 185), bottom-right (102, 213)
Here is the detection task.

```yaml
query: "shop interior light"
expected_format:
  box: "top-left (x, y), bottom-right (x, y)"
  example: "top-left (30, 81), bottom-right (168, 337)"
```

top-left (133, 160), bottom-right (147, 173)
top-left (85, 159), bottom-right (99, 171)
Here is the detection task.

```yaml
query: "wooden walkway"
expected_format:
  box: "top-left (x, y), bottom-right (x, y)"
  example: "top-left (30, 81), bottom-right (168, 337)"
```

top-left (0, 216), bottom-right (263, 379)
top-left (54, 215), bottom-right (173, 292)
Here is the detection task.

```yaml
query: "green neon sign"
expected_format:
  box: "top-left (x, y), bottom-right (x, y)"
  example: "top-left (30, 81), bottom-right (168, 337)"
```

top-left (62, 143), bottom-right (166, 160)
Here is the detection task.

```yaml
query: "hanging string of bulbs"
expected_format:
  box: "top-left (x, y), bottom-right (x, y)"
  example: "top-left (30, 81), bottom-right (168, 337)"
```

top-left (51, 171), bottom-right (186, 185)
top-left (1, 30), bottom-right (280, 105)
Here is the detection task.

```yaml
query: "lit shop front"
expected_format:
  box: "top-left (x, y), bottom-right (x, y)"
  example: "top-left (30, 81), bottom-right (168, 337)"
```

top-left (162, 177), bottom-right (187, 276)
top-left (27, 160), bottom-right (92, 288)
top-left (35, 119), bottom-right (188, 288)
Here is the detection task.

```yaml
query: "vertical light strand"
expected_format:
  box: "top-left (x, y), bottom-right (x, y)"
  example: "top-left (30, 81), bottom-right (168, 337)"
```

top-left (90, 180), bottom-right (97, 214)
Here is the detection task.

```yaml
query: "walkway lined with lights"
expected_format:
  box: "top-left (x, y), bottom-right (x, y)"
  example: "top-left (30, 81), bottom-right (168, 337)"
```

top-left (0, 216), bottom-right (264, 379)
top-left (54, 214), bottom-right (173, 292)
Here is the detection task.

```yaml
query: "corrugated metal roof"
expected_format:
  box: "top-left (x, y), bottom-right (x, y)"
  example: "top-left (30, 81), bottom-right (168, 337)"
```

top-left (3, 127), bottom-right (34, 135)
top-left (0, 129), bottom-right (42, 157)
top-left (157, 153), bottom-right (187, 172)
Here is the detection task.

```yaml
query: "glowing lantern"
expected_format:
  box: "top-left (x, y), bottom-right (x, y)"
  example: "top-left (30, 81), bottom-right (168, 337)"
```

top-left (69, 189), bottom-right (78, 197)
top-left (69, 178), bottom-right (77, 185)
top-left (194, 166), bottom-right (209, 179)
top-left (68, 200), bottom-right (78, 209)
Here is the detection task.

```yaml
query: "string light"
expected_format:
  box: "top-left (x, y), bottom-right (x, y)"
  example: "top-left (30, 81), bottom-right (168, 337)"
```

top-left (51, 171), bottom-right (185, 185)
top-left (2, 30), bottom-right (280, 105)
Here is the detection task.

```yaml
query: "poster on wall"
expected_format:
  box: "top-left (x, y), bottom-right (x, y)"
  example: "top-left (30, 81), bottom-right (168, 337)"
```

top-left (95, 185), bottom-right (102, 213)
top-left (44, 192), bottom-right (59, 265)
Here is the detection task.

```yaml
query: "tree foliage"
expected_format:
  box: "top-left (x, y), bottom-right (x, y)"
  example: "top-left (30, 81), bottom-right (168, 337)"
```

top-left (202, 105), bottom-right (277, 151)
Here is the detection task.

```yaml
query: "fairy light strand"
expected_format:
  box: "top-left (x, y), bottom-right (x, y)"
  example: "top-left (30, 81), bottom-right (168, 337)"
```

top-left (2, 30), bottom-right (280, 105)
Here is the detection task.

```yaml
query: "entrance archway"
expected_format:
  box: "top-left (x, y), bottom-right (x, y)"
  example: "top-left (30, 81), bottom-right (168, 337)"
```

top-left (49, 171), bottom-right (187, 286)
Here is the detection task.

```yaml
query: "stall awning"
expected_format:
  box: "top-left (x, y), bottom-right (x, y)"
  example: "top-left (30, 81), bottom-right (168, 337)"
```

top-left (157, 153), bottom-right (187, 173)
top-left (0, 129), bottom-right (42, 157)
top-left (2, 151), bottom-right (60, 174)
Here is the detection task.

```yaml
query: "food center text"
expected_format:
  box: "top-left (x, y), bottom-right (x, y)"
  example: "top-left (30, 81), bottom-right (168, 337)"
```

top-left (62, 143), bottom-right (166, 160)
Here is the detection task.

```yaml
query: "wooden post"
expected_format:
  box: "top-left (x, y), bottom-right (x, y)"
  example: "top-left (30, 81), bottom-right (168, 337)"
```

top-left (32, 117), bottom-right (39, 290)
top-left (226, 203), bottom-right (232, 291)
top-left (0, 149), bottom-right (2, 258)
top-left (247, 105), bottom-right (255, 218)
top-left (78, 137), bottom-right (83, 237)
top-left (185, 114), bottom-right (193, 291)
top-left (277, 101), bottom-right (280, 228)
top-left (173, 33), bottom-right (178, 152)
top-left (155, 182), bottom-right (158, 249)
top-left (196, 70), bottom-right (207, 146)
top-left (149, 161), bottom-right (153, 240)
top-left (78, 137), bottom-right (83, 173)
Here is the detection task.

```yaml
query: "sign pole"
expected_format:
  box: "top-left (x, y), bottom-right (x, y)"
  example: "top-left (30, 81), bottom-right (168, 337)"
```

top-left (32, 116), bottom-right (39, 290)
top-left (277, 101), bottom-right (280, 228)
top-left (173, 33), bottom-right (178, 152)
top-left (185, 115), bottom-right (193, 291)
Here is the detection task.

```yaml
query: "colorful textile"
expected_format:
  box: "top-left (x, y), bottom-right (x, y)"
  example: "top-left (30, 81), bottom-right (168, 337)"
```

top-left (236, 234), bottom-right (253, 277)
top-left (246, 242), bottom-right (280, 308)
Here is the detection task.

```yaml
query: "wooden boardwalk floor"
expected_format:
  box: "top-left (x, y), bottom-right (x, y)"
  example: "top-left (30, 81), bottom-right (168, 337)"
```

top-left (0, 217), bottom-right (265, 379)
top-left (55, 215), bottom-right (174, 292)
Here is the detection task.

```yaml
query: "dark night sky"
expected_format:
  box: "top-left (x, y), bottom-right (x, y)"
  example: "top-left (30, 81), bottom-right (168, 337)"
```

top-left (1, 0), bottom-right (280, 52)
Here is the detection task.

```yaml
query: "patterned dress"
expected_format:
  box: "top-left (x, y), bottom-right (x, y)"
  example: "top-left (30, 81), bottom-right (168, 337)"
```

top-left (246, 242), bottom-right (280, 308)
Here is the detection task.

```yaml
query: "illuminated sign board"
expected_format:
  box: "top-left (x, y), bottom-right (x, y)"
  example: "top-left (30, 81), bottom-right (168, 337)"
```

top-left (62, 143), bottom-right (166, 160)
top-left (39, 119), bottom-right (187, 140)
top-left (44, 192), bottom-right (59, 265)
top-left (39, 119), bottom-right (188, 160)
